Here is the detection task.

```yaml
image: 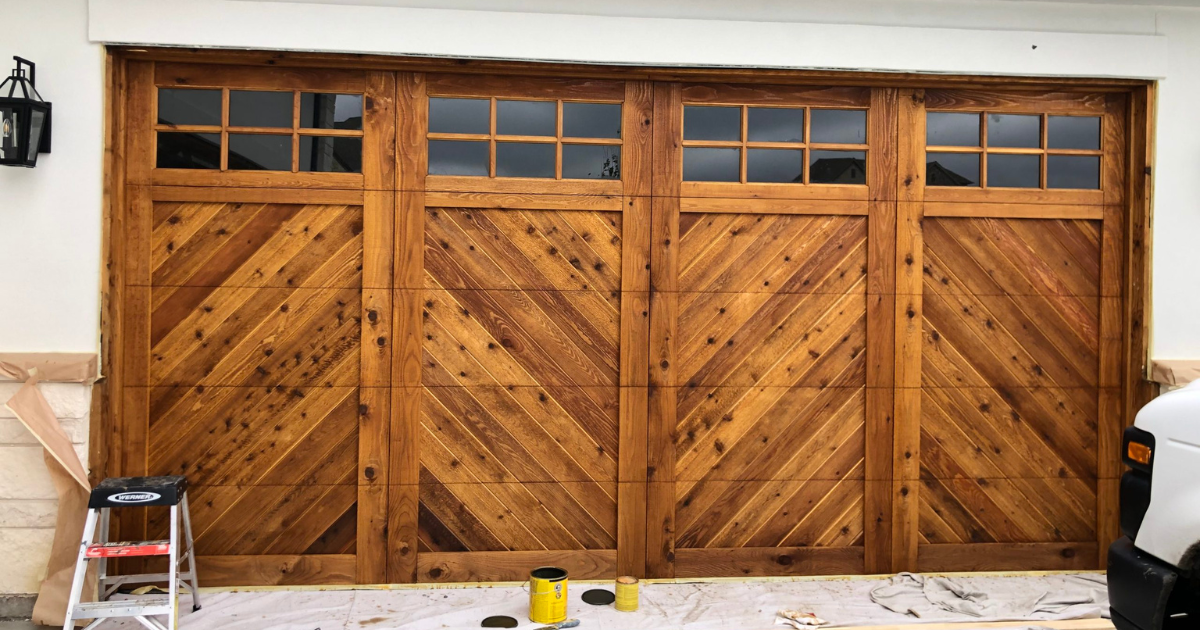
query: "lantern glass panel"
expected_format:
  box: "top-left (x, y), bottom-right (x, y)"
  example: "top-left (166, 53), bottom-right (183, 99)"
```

top-left (27, 108), bottom-right (45, 162)
top-left (0, 107), bottom-right (19, 162)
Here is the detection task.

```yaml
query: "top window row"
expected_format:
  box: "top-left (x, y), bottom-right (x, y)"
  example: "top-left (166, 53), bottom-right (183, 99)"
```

top-left (158, 88), bottom-right (363, 130)
top-left (684, 106), bottom-right (867, 144)
top-left (927, 112), bottom-right (1100, 150)
top-left (430, 97), bottom-right (622, 139)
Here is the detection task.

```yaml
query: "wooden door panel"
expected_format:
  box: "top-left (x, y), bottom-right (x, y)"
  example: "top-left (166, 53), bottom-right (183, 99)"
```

top-left (146, 384), bottom-right (359, 486)
top-left (917, 216), bottom-right (1102, 569)
top-left (418, 481), bottom-right (618, 552)
top-left (148, 286), bottom-right (362, 387)
top-left (678, 214), bottom-right (867, 296)
top-left (148, 484), bottom-right (358, 556)
top-left (148, 201), bottom-right (365, 290)
top-left (425, 207), bottom-right (623, 292)
top-left (421, 386), bottom-right (618, 483)
top-left (421, 289), bottom-right (619, 388)
top-left (665, 209), bottom-right (869, 576)
top-left (414, 204), bottom-right (627, 580)
top-left (124, 197), bottom-right (370, 583)
top-left (676, 386), bottom-right (864, 483)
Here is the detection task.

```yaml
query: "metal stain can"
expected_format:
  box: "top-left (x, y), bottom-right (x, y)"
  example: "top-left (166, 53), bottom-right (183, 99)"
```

top-left (529, 566), bottom-right (568, 623)
top-left (614, 575), bottom-right (639, 612)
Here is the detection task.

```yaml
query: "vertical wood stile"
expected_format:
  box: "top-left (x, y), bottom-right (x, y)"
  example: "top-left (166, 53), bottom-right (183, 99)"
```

top-left (357, 71), bottom-right (398, 584)
top-left (118, 61), bottom-right (156, 564)
top-left (618, 80), bottom-right (655, 578)
top-left (1097, 93), bottom-right (1129, 566)
top-left (1125, 84), bottom-right (1157, 429)
top-left (892, 88), bottom-right (925, 573)
top-left (646, 81), bottom-right (682, 579)
top-left (97, 52), bottom-right (128, 487)
top-left (865, 88), bottom-right (899, 574)
top-left (389, 72), bottom-right (428, 583)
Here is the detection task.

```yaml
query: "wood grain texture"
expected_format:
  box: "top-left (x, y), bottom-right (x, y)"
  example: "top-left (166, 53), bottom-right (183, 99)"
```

top-left (187, 554), bottom-right (357, 586)
top-left (891, 88), bottom-right (925, 573)
top-left (917, 542), bottom-right (1098, 572)
top-left (147, 483), bottom-right (357, 556)
top-left (682, 84), bottom-right (870, 107)
top-left (675, 546), bottom-right (864, 578)
top-left (417, 550), bottom-right (617, 582)
top-left (919, 216), bottom-right (1103, 568)
top-left (865, 87), bottom-right (899, 574)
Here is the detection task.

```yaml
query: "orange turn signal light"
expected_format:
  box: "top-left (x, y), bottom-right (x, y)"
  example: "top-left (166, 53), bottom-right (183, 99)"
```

top-left (1127, 441), bottom-right (1152, 465)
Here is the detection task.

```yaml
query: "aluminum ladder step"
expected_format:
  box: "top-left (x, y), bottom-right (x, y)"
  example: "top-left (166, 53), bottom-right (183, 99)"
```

top-left (70, 596), bottom-right (172, 619)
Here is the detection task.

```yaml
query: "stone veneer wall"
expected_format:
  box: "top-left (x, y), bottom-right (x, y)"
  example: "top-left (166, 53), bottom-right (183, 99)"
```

top-left (0, 382), bottom-right (90, 597)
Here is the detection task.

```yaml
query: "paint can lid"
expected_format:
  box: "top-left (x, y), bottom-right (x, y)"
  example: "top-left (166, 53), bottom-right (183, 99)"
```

top-left (481, 615), bottom-right (518, 628)
top-left (582, 589), bottom-right (616, 605)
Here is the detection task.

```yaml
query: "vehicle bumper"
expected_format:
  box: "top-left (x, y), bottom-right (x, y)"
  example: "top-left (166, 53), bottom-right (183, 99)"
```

top-left (1108, 536), bottom-right (1180, 630)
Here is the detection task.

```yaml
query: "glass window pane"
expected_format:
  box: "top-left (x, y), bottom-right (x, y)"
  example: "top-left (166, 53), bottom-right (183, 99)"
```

top-left (927, 112), bottom-right (980, 147)
top-left (683, 147), bottom-right (740, 182)
top-left (1048, 116), bottom-right (1100, 150)
top-left (684, 106), bottom-right (740, 141)
top-left (27, 109), bottom-right (45, 162)
top-left (987, 114), bottom-right (1040, 148)
top-left (497, 100), bottom-right (556, 137)
top-left (1, 108), bottom-right (18, 161)
top-left (810, 150), bottom-right (866, 184)
top-left (228, 134), bottom-right (292, 171)
top-left (157, 88), bottom-right (221, 126)
top-left (229, 90), bottom-right (293, 128)
top-left (563, 102), bottom-right (621, 139)
top-left (810, 109), bottom-right (866, 144)
top-left (1047, 155), bottom-right (1100, 189)
top-left (987, 153), bottom-right (1040, 188)
top-left (429, 98), bottom-right (490, 135)
top-left (300, 93), bottom-right (363, 130)
top-left (562, 144), bottom-right (621, 179)
top-left (926, 152), bottom-right (979, 186)
top-left (496, 142), bottom-right (555, 178)
top-left (747, 108), bottom-right (804, 143)
top-left (747, 148), bottom-right (803, 183)
top-left (156, 132), bottom-right (220, 169)
top-left (428, 140), bottom-right (489, 176)
top-left (299, 136), bottom-right (362, 173)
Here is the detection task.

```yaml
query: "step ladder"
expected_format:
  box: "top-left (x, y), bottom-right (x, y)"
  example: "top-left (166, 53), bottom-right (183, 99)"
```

top-left (64, 476), bottom-right (201, 630)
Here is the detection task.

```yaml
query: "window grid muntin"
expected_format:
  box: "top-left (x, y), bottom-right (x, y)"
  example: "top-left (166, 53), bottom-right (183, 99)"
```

top-left (925, 111), bottom-right (1103, 190)
top-left (681, 104), bottom-right (869, 184)
top-left (426, 96), bottom-right (623, 180)
top-left (154, 87), bottom-right (365, 173)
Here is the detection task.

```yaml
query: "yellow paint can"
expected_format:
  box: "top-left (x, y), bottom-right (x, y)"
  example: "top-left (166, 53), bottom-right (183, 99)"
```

top-left (615, 575), bottom-right (639, 612)
top-left (529, 566), bottom-right (568, 623)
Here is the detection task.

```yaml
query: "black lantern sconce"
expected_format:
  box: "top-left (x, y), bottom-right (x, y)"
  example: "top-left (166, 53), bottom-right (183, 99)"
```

top-left (0, 57), bottom-right (52, 168)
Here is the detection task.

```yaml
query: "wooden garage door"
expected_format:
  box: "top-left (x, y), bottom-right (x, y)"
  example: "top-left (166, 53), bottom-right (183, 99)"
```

top-left (108, 55), bottom-right (1148, 585)
top-left (893, 90), bottom-right (1130, 572)
top-left (116, 63), bottom-right (395, 584)
top-left (386, 75), bottom-right (654, 582)
top-left (643, 84), bottom-right (895, 577)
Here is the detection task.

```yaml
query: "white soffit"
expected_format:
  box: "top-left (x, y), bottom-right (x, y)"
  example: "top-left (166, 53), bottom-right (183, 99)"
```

top-left (89, 0), bottom-right (1167, 79)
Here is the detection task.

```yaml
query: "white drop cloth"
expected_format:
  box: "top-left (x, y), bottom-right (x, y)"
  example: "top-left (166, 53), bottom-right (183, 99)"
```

top-left (89, 573), bottom-right (1108, 630)
top-left (869, 573), bottom-right (1108, 622)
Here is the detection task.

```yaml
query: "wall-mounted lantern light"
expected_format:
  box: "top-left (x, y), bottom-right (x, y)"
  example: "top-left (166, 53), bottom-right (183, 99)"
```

top-left (0, 57), bottom-right (52, 168)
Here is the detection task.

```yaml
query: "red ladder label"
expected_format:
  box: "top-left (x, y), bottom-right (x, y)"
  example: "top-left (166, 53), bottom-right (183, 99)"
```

top-left (85, 541), bottom-right (171, 558)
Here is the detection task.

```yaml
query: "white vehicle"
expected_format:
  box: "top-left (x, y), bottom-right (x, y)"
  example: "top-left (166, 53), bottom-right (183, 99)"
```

top-left (1108, 380), bottom-right (1200, 630)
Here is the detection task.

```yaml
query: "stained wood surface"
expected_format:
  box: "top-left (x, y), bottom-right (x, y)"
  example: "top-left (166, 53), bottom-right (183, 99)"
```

top-left (918, 217), bottom-right (1101, 562)
top-left (108, 60), bottom-right (1149, 584)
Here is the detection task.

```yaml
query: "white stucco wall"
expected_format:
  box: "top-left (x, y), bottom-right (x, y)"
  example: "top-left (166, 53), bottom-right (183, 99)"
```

top-left (0, 0), bottom-right (103, 354)
top-left (3, 0), bottom-right (1200, 597)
